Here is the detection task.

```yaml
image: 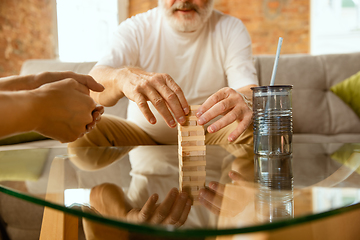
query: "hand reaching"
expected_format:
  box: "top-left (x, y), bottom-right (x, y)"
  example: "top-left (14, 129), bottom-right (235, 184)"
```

top-left (196, 86), bottom-right (256, 142)
top-left (119, 67), bottom-right (189, 128)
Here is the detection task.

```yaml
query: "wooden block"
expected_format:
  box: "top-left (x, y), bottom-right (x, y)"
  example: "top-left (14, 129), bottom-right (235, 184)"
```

top-left (189, 130), bottom-right (204, 136)
top-left (180, 155), bottom-right (206, 162)
top-left (185, 116), bottom-right (198, 121)
top-left (181, 176), bottom-right (191, 182)
top-left (190, 176), bottom-right (206, 181)
top-left (180, 180), bottom-right (206, 187)
top-left (183, 120), bottom-right (197, 126)
top-left (181, 185), bottom-right (203, 191)
top-left (181, 171), bottom-right (206, 177)
top-left (180, 160), bottom-right (206, 167)
top-left (179, 174), bottom-right (206, 184)
top-left (179, 150), bottom-right (206, 156)
top-left (188, 110), bottom-right (198, 117)
top-left (178, 125), bottom-right (204, 132)
top-left (180, 145), bottom-right (206, 152)
top-left (179, 135), bottom-right (205, 142)
top-left (180, 140), bottom-right (205, 146)
top-left (190, 191), bottom-right (200, 196)
top-left (179, 149), bottom-right (206, 156)
top-left (178, 131), bottom-right (189, 137)
top-left (189, 105), bottom-right (201, 111)
top-left (181, 165), bottom-right (206, 171)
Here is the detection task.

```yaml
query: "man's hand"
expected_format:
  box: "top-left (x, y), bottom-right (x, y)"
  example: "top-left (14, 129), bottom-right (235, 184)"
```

top-left (119, 67), bottom-right (189, 128)
top-left (89, 65), bottom-right (189, 128)
top-left (196, 85), bottom-right (256, 142)
top-left (126, 188), bottom-right (192, 227)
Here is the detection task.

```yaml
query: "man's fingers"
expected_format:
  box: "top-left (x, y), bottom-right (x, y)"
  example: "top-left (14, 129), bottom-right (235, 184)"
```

top-left (146, 88), bottom-right (177, 128)
top-left (150, 188), bottom-right (178, 224)
top-left (138, 194), bottom-right (159, 222)
top-left (208, 182), bottom-right (226, 195)
top-left (163, 192), bottom-right (189, 225)
top-left (134, 93), bottom-right (157, 124)
top-left (199, 185), bottom-right (224, 210)
top-left (199, 188), bottom-right (221, 215)
top-left (174, 198), bottom-right (192, 227)
top-left (196, 88), bottom-right (229, 116)
top-left (164, 75), bottom-right (189, 117)
top-left (227, 113), bottom-right (252, 142)
top-left (229, 170), bottom-right (247, 182)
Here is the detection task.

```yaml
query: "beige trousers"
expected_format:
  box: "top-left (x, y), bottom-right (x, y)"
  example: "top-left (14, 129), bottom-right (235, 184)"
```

top-left (69, 114), bottom-right (253, 148)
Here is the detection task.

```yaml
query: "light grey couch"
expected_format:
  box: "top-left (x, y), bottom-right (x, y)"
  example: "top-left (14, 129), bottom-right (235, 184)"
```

top-left (0, 52), bottom-right (360, 240)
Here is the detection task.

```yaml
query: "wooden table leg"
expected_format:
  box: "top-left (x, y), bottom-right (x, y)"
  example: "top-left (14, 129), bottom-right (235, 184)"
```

top-left (40, 157), bottom-right (78, 240)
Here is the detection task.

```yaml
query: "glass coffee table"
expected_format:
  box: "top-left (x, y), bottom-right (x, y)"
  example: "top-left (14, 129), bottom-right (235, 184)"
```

top-left (0, 143), bottom-right (359, 239)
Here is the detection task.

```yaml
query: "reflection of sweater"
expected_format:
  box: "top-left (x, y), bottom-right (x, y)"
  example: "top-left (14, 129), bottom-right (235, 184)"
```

top-left (98, 8), bottom-right (258, 144)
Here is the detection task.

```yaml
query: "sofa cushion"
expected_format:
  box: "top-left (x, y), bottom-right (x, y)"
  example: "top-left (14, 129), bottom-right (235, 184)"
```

top-left (330, 70), bottom-right (360, 118)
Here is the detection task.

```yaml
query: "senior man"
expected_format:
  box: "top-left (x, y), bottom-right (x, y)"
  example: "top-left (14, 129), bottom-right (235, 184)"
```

top-left (71, 0), bottom-right (258, 147)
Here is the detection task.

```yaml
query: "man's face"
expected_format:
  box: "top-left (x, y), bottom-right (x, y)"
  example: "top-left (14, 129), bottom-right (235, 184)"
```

top-left (159, 0), bottom-right (214, 32)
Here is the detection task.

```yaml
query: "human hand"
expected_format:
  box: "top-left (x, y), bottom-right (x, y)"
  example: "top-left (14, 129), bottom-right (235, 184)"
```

top-left (196, 86), bottom-right (255, 142)
top-left (126, 188), bottom-right (192, 227)
top-left (199, 171), bottom-right (254, 216)
top-left (31, 78), bottom-right (102, 142)
top-left (119, 67), bottom-right (189, 128)
top-left (33, 71), bottom-right (105, 92)
top-left (85, 104), bottom-right (105, 133)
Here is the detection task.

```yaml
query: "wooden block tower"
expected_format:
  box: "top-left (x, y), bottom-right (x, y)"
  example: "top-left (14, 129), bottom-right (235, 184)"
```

top-left (178, 105), bottom-right (206, 205)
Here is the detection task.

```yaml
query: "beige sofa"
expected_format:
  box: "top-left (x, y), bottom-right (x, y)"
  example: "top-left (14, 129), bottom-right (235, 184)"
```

top-left (0, 52), bottom-right (360, 240)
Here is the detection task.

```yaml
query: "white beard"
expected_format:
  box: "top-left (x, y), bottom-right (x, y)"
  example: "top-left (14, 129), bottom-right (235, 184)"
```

top-left (158, 0), bottom-right (214, 32)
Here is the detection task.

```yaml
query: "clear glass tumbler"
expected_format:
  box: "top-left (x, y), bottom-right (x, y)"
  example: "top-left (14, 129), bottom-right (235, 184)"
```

top-left (251, 85), bottom-right (293, 156)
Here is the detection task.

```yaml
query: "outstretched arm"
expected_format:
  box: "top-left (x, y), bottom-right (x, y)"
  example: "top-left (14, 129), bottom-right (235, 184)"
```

top-left (0, 72), bottom-right (105, 143)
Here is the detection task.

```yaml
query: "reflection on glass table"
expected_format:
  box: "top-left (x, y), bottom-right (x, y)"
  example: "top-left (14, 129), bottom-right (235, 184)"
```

top-left (0, 143), bottom-right (359, 239)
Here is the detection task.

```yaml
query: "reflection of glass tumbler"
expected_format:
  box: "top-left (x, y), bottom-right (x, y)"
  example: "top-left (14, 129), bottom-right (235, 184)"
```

top-left (254, 154), bottom-right (294, 222)
top-left (251, 86), bottom-right (293, 156)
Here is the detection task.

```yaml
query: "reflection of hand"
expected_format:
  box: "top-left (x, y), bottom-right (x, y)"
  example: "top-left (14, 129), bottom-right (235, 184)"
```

top-left (119, 67), bottom-right (189, 128)
top-left (126, 188), bottom-right (192, 227)
top-left (199, 171), bottom-right (254, 217)
top-left (90, 184), bottom-right (192, 228)
top-left (196, 86), bottom-right (255, 142)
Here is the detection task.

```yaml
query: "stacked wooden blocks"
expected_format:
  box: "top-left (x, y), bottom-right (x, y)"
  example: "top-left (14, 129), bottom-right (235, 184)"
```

top-left (178, 105), bottom-right (206, 205)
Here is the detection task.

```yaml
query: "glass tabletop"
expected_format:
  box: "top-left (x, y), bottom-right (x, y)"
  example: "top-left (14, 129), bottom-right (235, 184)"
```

top-left (0, 143), bottom-right (360, 238)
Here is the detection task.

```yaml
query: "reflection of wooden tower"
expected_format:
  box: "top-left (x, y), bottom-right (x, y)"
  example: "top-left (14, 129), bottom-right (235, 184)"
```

top-left (178, 105), bottom-right (206, 205)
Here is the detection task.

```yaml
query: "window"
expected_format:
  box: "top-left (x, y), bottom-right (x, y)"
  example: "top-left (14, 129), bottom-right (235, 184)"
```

top-left (55, 0), bottom-right (128, 62)
top-left (311, 0), bottom-right (360, 55)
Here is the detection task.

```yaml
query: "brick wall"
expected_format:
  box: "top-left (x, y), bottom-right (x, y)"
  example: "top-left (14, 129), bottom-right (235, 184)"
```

top-left (129, 0), bottom-right (310, 54)
top-left (0, 0), bottom-right (54, 77)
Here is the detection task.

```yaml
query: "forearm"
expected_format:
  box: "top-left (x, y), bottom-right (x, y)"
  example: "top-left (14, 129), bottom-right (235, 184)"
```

top-left (89, 65), bottom-right (127, 106)
top-left (0, 91), bottom-right (37, 138)
top-left (0, 75), bottom-right (36, 91)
